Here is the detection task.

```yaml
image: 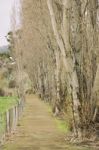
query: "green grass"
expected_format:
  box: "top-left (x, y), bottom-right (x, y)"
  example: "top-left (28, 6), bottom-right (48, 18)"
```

top-left (55, 118), bottom-right (69, 133)
top-left (0, 96), bottom-right (18, 134)
top-left (46, 103), bottom-right (69, 133)
top-left (0, 113), bottom-right (6, 135)
top-left (0, 96), bottom-right (18, 113)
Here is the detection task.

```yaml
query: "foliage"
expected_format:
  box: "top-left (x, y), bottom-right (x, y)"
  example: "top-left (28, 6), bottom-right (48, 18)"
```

top-left (9, 80), bottom-right (16, 88)
top-left (0, 89), bottom-right (5, 96)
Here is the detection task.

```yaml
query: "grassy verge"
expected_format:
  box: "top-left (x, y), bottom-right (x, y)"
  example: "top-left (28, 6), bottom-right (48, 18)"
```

top-left (54, 118), bottom-right (69, 133)
top-left (46, 103), bottom-right (69, 133)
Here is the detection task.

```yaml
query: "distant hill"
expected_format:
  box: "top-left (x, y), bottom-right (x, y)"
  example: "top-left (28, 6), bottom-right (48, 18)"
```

top-left (0, 45), bottom-right (10, 54)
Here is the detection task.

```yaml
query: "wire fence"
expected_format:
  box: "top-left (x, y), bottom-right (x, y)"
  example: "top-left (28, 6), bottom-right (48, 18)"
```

top-left (0, 99), bottom-right (24, 145)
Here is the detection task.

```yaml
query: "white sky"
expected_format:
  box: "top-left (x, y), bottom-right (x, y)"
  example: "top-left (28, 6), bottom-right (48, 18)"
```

top-left (0, 0), bottom-right (14, 46)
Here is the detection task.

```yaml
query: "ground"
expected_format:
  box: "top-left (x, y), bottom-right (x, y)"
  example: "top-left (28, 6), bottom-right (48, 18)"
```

top-left (1, 95), bottom-right (95, 150)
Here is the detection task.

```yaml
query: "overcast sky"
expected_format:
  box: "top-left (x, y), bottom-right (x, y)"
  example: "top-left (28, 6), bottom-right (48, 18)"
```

top-left (0, 0), bottom-right (15, 46)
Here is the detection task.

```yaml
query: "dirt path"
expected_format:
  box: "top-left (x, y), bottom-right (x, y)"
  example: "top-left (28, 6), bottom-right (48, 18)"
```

top-left (2, 95), bottom-right (91, 150)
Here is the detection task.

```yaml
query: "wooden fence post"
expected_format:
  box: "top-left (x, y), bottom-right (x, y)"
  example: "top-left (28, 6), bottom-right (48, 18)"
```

top-left (6, 111), bottom-right (10, 134)
top-left (0, 98), bottom-right (24, 145)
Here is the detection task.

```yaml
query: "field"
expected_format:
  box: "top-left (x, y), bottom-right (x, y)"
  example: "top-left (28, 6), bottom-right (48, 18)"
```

top-left (0, 96), bottom-right (18, 135)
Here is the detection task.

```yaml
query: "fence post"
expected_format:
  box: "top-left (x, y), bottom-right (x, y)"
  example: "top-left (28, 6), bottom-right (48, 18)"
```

top-left (0, 98), bottom-right (24, 146)
top-left (6, 111), bottom-right (10, 134)
top-left (15, 106), bottom-right (18, 126)
top-left (12, 107), bottom-right (16, 132)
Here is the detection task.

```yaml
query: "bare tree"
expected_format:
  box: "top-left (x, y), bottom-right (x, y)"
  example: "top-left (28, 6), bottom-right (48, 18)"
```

top-left (12, 0), bottom-right (99, 140)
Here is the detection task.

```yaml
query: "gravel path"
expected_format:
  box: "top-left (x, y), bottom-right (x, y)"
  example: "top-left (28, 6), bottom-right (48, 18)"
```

top-left (2, 95), bottom-right (91, 150)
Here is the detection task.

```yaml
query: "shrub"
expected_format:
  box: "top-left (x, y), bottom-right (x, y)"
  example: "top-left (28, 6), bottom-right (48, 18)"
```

top-left (9, 80), bottom-right (16, 88)
top-left (0, 88), bottom-right (5, 96)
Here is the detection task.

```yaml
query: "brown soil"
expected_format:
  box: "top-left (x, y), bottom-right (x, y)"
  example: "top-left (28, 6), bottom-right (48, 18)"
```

top-left (1, 95), bottom-right (92, 150)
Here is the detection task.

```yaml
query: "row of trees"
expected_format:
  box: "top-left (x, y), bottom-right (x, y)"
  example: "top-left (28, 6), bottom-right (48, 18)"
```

top-left (12, 0), bottom-right (99, 140)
